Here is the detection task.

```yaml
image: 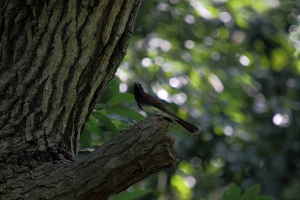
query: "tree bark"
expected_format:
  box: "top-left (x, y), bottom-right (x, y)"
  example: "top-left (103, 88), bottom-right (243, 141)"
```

top-left (1, 117), bottom-right (176, 200)
top-left (0, 0), bottom-right (177, 199)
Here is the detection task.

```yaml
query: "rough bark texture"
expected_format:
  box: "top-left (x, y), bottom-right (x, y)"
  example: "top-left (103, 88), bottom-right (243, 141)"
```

top-left (0, 0), bottom-right (140, 164)
top-left (0, 0), bottom-right (177, 199)
top-left (1, 117), bottom-right (177, 200)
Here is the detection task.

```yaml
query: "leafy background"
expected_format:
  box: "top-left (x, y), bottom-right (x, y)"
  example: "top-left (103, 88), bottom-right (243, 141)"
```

top-left (79, 0), bottom-right (300, 199)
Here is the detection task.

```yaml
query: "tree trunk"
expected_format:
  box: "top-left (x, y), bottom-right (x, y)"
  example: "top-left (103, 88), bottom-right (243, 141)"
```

top-left (0, 1), bottom-right (177, 199)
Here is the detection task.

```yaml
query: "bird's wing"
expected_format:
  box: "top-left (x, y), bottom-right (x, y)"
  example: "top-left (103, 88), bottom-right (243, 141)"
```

top-left (142, 93), bottom-right (176, 117)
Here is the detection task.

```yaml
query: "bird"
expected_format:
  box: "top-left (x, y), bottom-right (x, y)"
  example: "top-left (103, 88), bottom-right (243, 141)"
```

top-left (134, 82), bottom-right (199, 134)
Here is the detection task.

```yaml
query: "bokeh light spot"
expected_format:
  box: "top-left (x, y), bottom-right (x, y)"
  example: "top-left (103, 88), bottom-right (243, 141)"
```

top-left (119, 83), bottom-right (128, 92)
top-left (156, 3), bottom-right (169, 11)
top-left (155, 56), bottom-right (164, 66)
top-left (157, 89), bottom-right (169, 101)
top-left (273, 114), bottom-right (290, 127)
top-left (161, 40), bottom-right (171, 52)
top-left (172, 93), bottom-right (187, 105)
top-left (190, 0), bottom-right (212, 19)
top-left (185, 40), bottom-right (195, 49)
top-left (239, 55), bottom-right (250, 66)
top-left (141, 57), bottom-right (152, 67)
top-left (223, 126), bottom-right (233, 136)
top-left (211, 52), bottom-right (220, 60)
top-left (289, 25), bottom-right (298, 35)
top-left (184, 176), bottom-right (196, 188)
top-left (162, 62), bottom-right (172, 72)
top-left (220, 12), bottom-right (232, 23)
top-left (232, 31), bottom-right (245, 44)
top-left (208, 74), bottom-right (224, 93)
top-left (169, 77), bottom-right (182, 88)
top-left (184, 15), bottom-right (195, 24)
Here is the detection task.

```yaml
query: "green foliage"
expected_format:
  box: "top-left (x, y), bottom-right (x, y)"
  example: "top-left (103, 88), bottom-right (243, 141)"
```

top-left (106, 105), bottom-right (145, 122)
top-left (79, 129), bottom-right (92, 148)
top-left (78, 80), bottom-right (145, 152)
top-left (92, 112), bottom-right (120, 135)
top-left (241, 184), bottom-right (261, 200)
top-left (80, 0), bottom-right (300, 199)
top-left (222, 183), bottom-right (241, 200)
top-left (107, 93), bottom-right (135, 106)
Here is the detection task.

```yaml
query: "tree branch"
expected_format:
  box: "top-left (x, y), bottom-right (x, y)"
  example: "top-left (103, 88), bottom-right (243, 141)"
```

top-left (3, 117), bottom-right (177, 200)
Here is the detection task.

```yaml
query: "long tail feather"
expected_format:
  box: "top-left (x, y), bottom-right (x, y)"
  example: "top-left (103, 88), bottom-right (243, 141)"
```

top-left (174, 117), bottom-right (199, 134)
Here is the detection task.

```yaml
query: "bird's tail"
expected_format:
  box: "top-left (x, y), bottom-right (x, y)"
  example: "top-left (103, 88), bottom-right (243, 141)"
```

top-left (174, 117), bottom-right (200, 134)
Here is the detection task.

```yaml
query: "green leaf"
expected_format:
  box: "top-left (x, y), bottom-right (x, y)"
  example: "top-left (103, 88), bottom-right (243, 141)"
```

top-left (79, 129), bottom-right (92, 148)
top-left (98, 80), bottom-right (119, 103)
top-left (119, 122), bottom-right (132, 131)
top-left (108, 189), bottom-right (152, 200)
top-left (92, 112), bottom-right (120, 135)
top-left (107, 93), bottom-right (135, 106)
top-left (94, 103), bottom-right (106, 110)
top-left (85, 116), bottom-right (106, 142)
top-left (241, 184), bottom-right (261, 200)
top-left (106, 105), bottom-right (145, 122)
top-left (222, 183), bottom-right (241, 200)
top-left (85, 118), bottom-right (105, 141)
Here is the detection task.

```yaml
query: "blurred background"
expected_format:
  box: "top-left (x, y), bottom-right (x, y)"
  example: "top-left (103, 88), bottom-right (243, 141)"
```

top-left (82, 0), bottom-right (300, 199)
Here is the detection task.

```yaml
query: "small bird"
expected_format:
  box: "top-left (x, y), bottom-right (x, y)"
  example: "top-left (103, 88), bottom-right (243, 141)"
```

top-left (134, 82), bottom-right (199, 134)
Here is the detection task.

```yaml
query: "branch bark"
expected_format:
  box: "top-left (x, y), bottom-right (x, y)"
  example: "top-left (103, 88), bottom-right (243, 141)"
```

top-left (2, 117), bottom-right (176, 200)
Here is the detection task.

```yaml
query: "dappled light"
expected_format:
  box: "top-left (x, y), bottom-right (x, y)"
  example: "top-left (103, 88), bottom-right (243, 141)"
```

top-left (272, 113), bottom-right (290, 127)
top-left (108, 0), bottom-right (300, 199)
top-left (148, 38), bottom-right (171, 52)
top-left (239, 55), bottom-right (250, 66)
top-left (141, 57), bottom-right (152, 67)
top-left (119, 83), bottom-right (128, 93)
top-left (184, 176), bottom-right (196, 188)
top-left (190, 0), bottom-right (213, 19)
top-left (184, 14), bottom-right (195, 24)
top-left (219, 12), bottom-right (232, 23)
top-left (172, 92), bottom-right (187, 105)
top-left (157, 89), bottom-right (170, 102)
top-left (208, 74), bottom-right (224, 93)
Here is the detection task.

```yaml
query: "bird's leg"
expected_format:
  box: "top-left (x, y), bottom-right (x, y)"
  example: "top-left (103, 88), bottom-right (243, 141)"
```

top-left (149, 111), bottom-right (158, 118)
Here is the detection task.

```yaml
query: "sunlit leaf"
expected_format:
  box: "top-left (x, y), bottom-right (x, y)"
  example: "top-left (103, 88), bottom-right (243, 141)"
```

top-left (170, 174), bottom-right (192, 200)
top-left (179, 160), bottom-right (194, 174)
top-left (271, 48), bottom-right (289, 72)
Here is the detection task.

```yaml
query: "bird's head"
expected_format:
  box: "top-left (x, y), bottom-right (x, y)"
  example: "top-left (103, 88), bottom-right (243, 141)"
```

top-left (134, 82), bottom-right (145, 94)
